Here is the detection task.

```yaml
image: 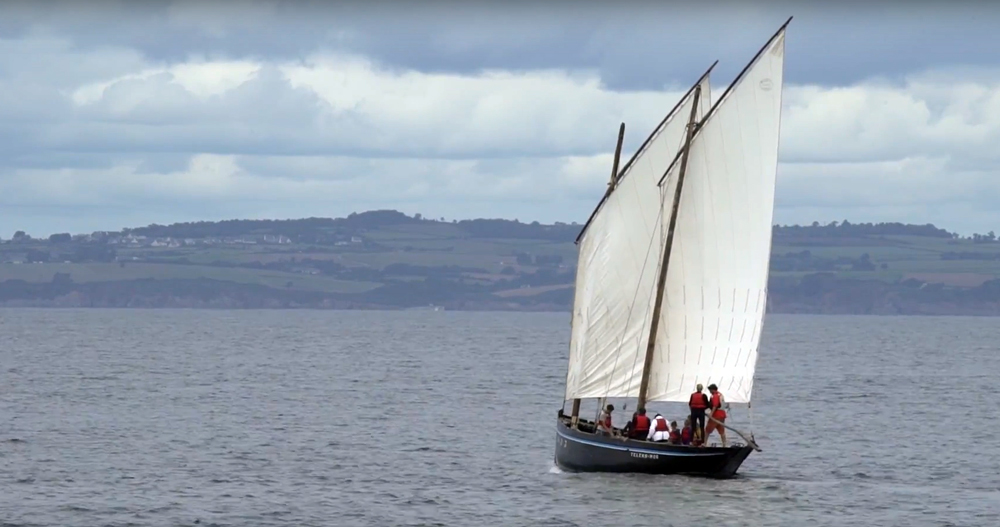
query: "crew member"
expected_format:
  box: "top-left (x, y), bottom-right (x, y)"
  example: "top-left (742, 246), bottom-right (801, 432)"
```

top-left (627, 407), bottom-right (651, 439)
top-left (681, 418), bottom-right (693, 445)
top-left (647, 412), bottom-right (671, 442)
top-left (688, 384), bottom-right (709, 446)
top-left (668, 421), bottom-right (681, 444)
top-left (705, 384), bottom-right (728, 447)
top-left (597, 403), bottom-right (615, 435)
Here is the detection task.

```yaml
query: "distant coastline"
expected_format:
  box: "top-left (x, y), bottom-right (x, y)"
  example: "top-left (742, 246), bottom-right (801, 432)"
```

top-left (2, 211), bottom-right (999, 316)
top-left (2, 276), bottom-right (1000, 316)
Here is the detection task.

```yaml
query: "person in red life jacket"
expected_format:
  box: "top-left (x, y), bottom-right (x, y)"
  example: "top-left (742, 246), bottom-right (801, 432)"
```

top-left (680, 417), bottom-right (693, 445)
top-left (668, 421), bottom-right (681, 444)
top-left (688, 383), bottom-right (710, 447)
top-left (625, 407), bottom-right (651, 439)
top-left (705, 384), bottom-right (729, 447)
top-left (647, 412), bottom-right (671, 442)
top-left (596, 403), bottom-right (615, 435)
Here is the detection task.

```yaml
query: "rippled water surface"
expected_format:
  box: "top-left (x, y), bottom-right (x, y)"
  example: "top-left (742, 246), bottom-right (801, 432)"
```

top-left (1, 309), bottom-right (998, 526)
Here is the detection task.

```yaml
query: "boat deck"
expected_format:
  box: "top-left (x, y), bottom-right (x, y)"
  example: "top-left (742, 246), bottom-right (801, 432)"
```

top-left (561, 416), bottom-right (746, 450)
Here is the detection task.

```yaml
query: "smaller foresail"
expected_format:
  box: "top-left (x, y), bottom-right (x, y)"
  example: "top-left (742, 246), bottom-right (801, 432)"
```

top-left (563, 66), bottom-right (714, 402)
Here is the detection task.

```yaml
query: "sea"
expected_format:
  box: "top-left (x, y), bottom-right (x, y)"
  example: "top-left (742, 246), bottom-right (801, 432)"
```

top-left (0, 308), bottom-right (997, 526)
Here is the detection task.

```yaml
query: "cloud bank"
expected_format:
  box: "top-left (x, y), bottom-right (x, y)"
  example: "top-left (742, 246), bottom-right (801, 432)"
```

top-left (1, 1), bottom-right (998, 236)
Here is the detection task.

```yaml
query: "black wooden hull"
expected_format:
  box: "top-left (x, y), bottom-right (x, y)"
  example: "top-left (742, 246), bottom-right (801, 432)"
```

top-left (554, 417), bottom-right (753, 478)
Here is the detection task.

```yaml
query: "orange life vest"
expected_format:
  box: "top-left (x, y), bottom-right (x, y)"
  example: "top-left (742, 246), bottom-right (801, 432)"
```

top-left (634, 414), bottom-right (651, 432)
top-left (711, 392), bottom-right (727, 419)
top-left (689, 391), bottom-right (708, 410)
top-left (654, 417), bottom-right (668, 432)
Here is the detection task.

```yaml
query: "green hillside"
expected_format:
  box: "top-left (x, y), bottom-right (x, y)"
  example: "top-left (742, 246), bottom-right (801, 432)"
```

top-left (1, 212), bottom-right (999, 314)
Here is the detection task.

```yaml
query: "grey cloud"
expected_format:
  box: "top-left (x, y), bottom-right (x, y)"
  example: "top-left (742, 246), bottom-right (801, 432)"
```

top-left (133, 154), bottom-right (194, 174)
top-left (0, 152), bottom-right (117, 171)
top-left (0, 34), bottom-right (147, 89)
top-left (3, 1), bottom-right (999, 90)
top-left (1, 56), bottom-right (647, 161)
top-left (6, 65), bottom-right (329, 158)
top-left (0, 151), bottom-right (605, 236)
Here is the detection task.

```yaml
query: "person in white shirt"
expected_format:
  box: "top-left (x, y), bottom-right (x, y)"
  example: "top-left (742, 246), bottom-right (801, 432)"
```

top-left (647, 413), bottom-right (671, 442)
top-left (596, 404), bottom-right (615, 435)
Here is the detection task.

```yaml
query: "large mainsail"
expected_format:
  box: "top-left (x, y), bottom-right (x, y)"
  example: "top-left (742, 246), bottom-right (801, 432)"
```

top-left (645, 25), bottom-right (788, 404)
top-left (564, 70), bottom-right (713, 400)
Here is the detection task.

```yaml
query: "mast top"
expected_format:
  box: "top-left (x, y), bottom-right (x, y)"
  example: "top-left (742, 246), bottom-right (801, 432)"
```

top-left (657, 17), bottom-right (792, 188)
top-left (573, 61), bottom-right (718, 245)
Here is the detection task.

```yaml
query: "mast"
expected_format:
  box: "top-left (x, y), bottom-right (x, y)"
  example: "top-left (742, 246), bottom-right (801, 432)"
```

top-left (607, 123), bottom-right (626, 192)
top-left (635, 84), bottom-right (702, 411)
top-left (571, 121), bottom-right (626, 428)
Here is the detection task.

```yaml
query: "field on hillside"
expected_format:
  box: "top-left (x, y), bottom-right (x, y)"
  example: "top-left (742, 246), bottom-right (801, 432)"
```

top-left (0, 262), bottom-right (380, 293)
top-left (772, 233), bottom-right (1000, 285)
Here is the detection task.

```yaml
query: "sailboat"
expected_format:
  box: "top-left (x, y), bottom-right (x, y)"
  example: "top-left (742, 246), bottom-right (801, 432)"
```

top-left (554, 18), bottom-right (790, 478)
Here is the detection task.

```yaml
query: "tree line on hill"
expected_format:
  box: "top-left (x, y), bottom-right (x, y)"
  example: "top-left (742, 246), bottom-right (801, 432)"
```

top-left (8, 210), bottom-right (999, 245)
top-left (773, 220), bottom-right (956, 239)
top-left (116, 211), bottom-right (583, 242)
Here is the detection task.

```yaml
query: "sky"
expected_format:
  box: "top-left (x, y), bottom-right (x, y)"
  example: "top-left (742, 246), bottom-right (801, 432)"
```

top-left (1, 0), bottom-right (998, 237)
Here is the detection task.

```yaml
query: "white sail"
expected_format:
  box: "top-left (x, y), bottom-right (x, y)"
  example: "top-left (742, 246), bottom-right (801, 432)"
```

top-left (564, 74), bottom-right (712, 401)
top-left (645, 27), bottom-right (787, 404)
